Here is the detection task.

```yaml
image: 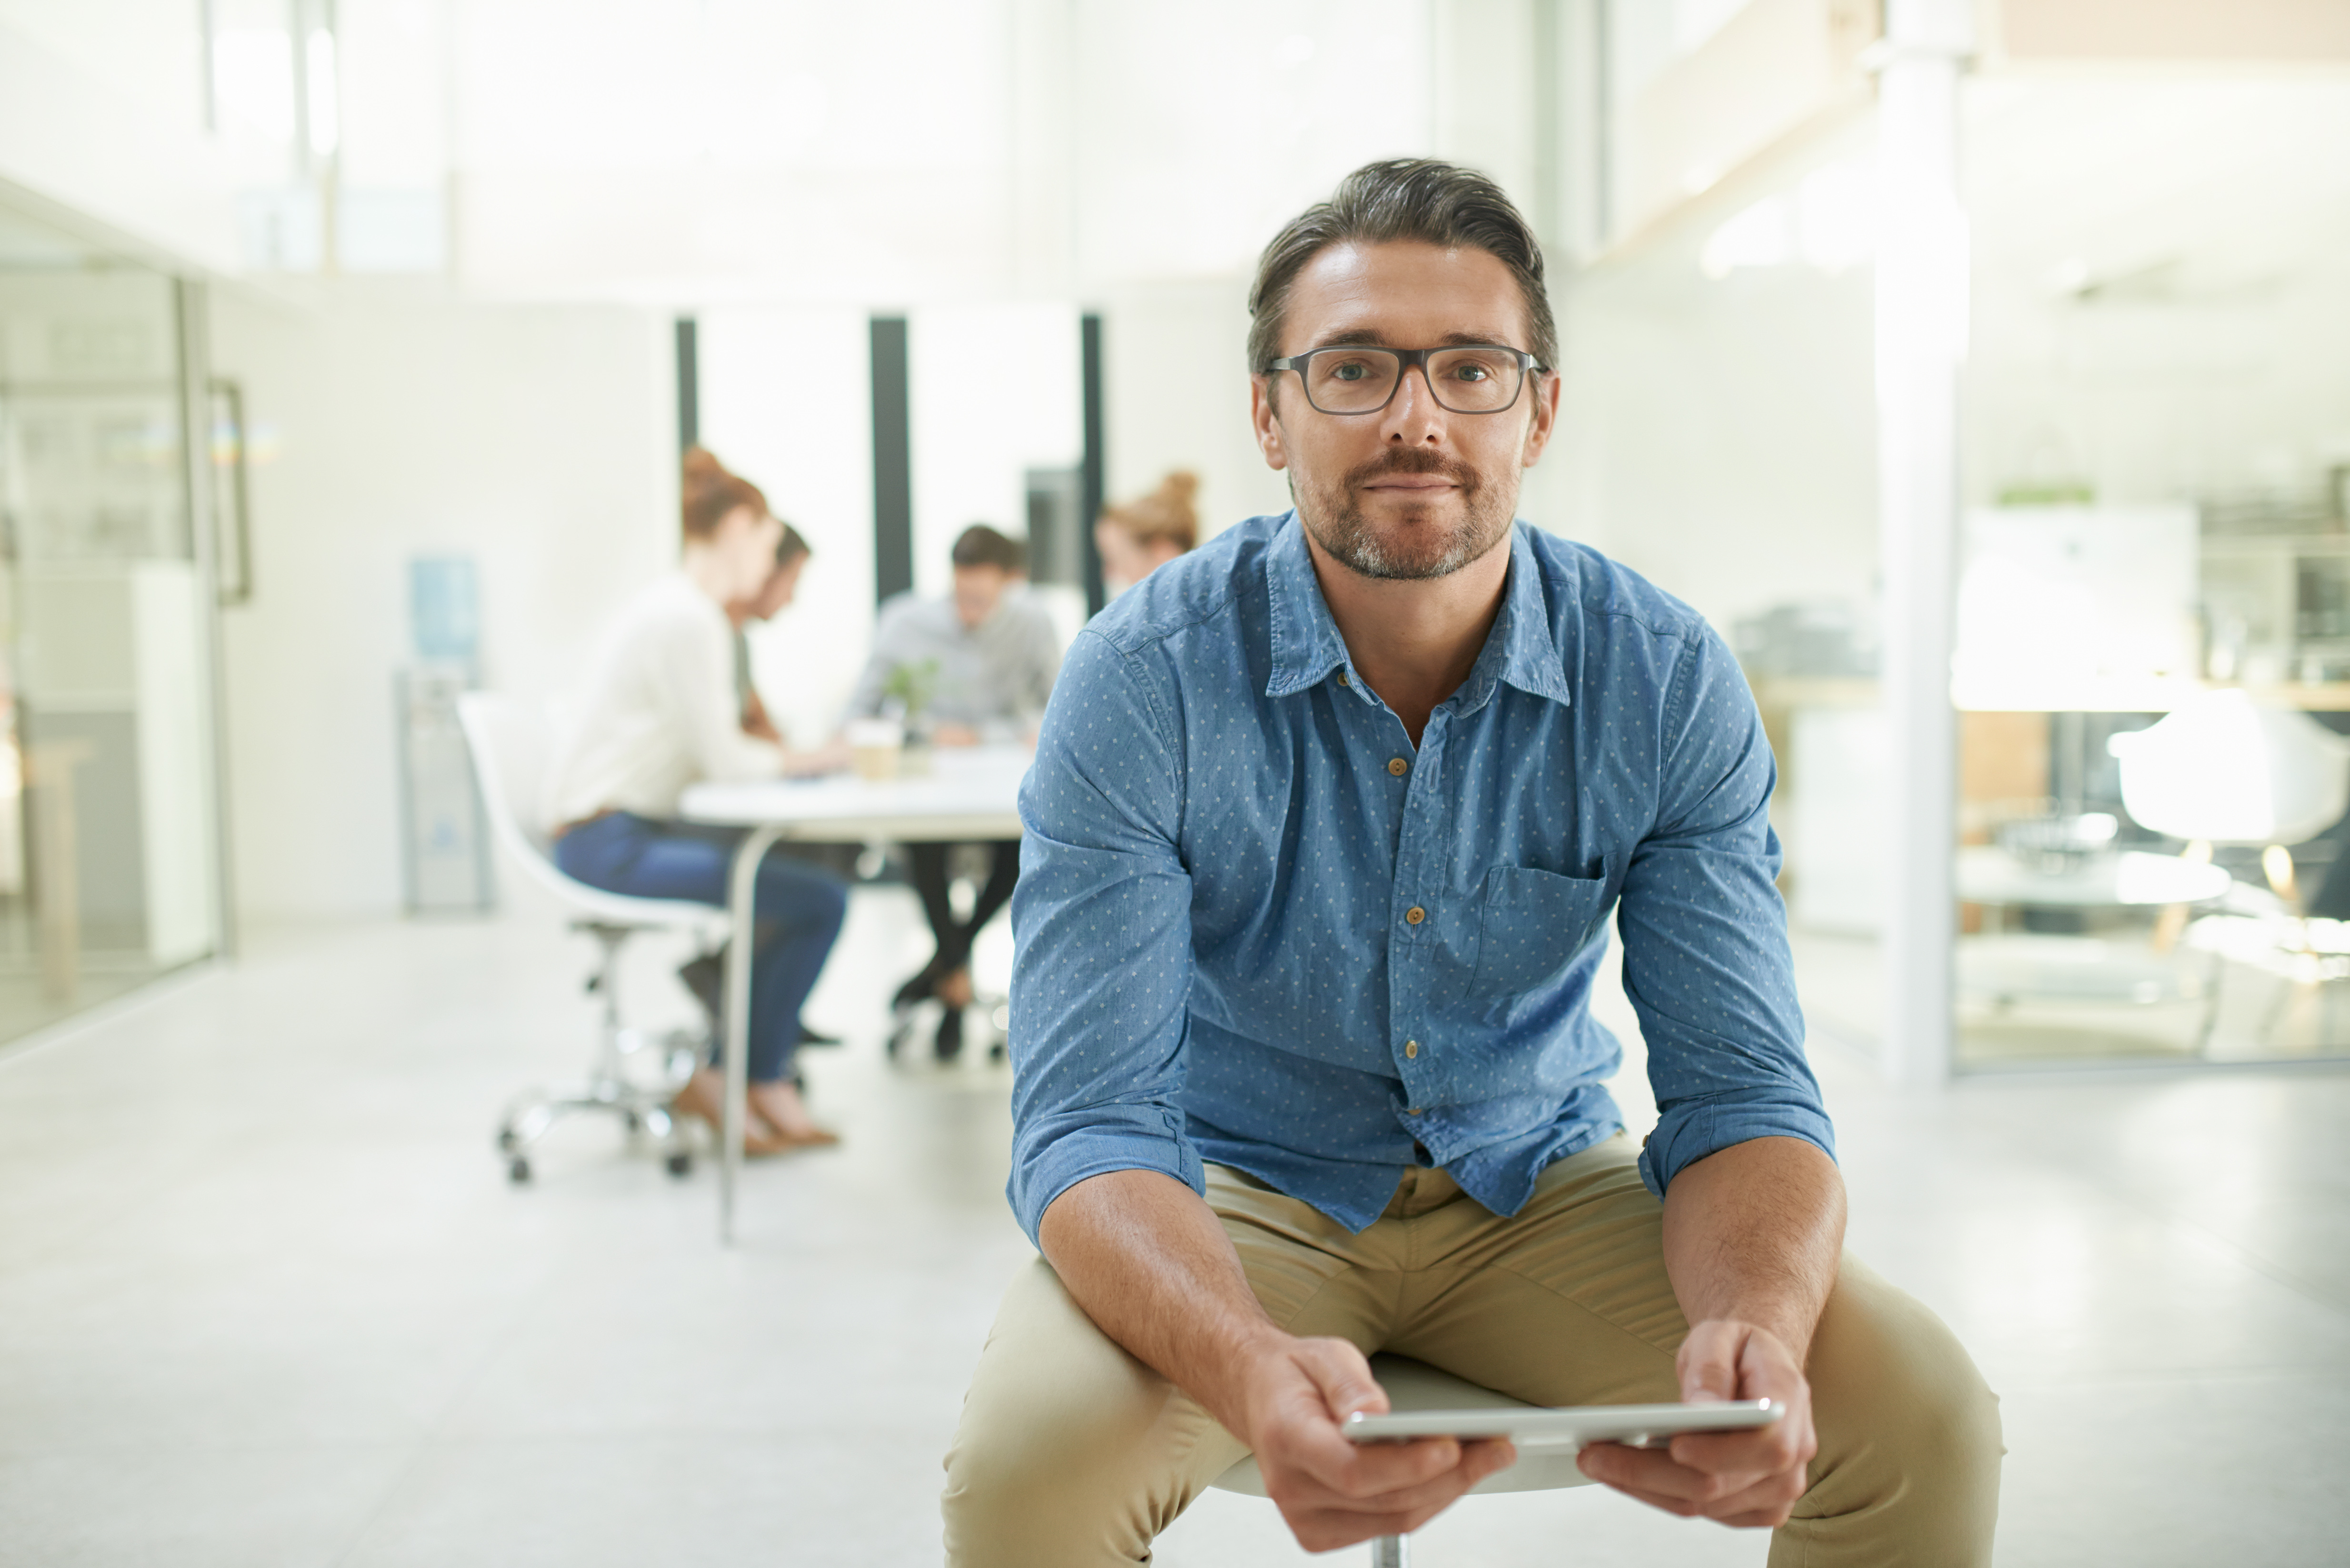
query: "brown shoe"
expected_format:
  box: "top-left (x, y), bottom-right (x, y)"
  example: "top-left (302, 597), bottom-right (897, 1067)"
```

top-left (672, 1069), bottom-right (792, 1157)
top-left (746, 1080), bottom-right (841, 1151)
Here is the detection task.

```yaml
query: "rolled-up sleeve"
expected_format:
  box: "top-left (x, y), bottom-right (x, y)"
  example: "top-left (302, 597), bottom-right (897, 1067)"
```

top-left (1619, 627), bottom-right (1835, 1199)
top-left (1005, 630), bottom-right (1199, 1244)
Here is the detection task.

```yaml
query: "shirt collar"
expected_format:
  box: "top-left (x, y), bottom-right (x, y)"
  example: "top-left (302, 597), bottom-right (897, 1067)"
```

top-left (1261, 514), bottom-right (1574, 713)
top-left (1263, 514), bottom-right (1351, 698)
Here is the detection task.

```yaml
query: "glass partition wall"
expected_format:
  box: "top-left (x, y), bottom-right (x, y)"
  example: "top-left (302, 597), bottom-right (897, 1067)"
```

top-left (0, 199), bottom-right (224, 1046)
top-left (1575, 67), bottom-right (2350, 1078)
top-left (1953, 76), bottom-right (2350, 1069)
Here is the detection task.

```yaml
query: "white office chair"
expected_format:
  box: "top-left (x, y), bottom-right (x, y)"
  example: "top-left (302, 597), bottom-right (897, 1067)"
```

top-left (1209, 1355), bottom-right (1595, 1567)
top-left (2110, 690), bottom-right (2350, 1045)
top-left (2108, 689), bottom-right (2350, 859)
top-left (456, 692), bottom-right (730, 1184)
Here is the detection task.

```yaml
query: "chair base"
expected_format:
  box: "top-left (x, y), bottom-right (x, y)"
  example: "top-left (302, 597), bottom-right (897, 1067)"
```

top-left (884, 994), bottom-right (1008, 1063)
top-left (495, 921), bottom-right (708, 1184)
top-left (495, 1043), bottom-right (700, 1184)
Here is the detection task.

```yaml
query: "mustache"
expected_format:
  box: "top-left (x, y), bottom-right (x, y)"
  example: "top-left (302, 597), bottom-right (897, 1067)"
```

top-left (1344, 449), bottom-right (1480, 492)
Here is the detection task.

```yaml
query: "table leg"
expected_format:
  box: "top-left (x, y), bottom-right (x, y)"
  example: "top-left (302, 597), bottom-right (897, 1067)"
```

top-left (720, 823), bottom-right (786, 1245)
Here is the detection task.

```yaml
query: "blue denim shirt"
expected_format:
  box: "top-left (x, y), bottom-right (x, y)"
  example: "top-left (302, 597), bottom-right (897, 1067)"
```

top-left (1006, 513), bottom-right (1830, 1242)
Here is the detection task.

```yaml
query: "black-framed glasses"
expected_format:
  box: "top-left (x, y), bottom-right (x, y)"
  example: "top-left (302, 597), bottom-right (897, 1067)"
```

top-left (1262, 344), bottom-right (1544, 416)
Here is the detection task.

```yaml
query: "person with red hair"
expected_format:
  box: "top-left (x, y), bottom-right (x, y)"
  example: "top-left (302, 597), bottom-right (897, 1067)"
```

top-left (546, 448), bottom-right (849, 1153)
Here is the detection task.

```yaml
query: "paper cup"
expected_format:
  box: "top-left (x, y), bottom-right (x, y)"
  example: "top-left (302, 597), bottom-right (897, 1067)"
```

top-left (846, 717), bottom-right (904, 781)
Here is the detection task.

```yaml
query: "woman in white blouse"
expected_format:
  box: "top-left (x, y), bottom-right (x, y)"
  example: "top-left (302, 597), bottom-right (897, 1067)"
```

top-left (547, 452), bottom-right (849, 1153)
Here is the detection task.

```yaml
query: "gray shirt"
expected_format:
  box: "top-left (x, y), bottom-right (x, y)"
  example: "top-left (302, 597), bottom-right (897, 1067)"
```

top-left (848, 587), bottom-right (1062, 741)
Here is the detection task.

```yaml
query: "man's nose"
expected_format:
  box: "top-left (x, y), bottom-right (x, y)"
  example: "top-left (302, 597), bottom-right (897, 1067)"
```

top-left (1379, 364), bottom-right (1448, 443)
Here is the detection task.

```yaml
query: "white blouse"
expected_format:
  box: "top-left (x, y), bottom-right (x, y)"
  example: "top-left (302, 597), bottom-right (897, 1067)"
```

top-left (543, 571), bottom-right (781, 826)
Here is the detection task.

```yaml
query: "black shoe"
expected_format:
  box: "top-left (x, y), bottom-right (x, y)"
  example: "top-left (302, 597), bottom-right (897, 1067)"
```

top-left (796, 1025), bottom-right (842, 1048)
top-left (933, 1006), bottom-right (965, 1062)
top-left (679, 952), bottom-right (724, 1023)
top-left (892, 960), bottom-right (948, 1014)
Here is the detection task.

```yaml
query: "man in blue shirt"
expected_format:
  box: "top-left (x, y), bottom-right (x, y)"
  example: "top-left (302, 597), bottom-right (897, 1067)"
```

top-left (943, 160), bottom-right (2000, 1566)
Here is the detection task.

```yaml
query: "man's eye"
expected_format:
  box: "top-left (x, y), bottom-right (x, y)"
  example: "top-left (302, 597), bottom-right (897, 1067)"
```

top-left (1329, 361), bottom-right (1369, 381)
top-left (1452, 362), bottom-right (1492, 382)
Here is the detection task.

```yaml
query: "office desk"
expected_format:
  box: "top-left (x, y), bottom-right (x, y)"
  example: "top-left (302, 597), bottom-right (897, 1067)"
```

top-left (1955, 847), bottom-right (2235, 915)
top-left (679, 746), bottom-right (1030, 1242)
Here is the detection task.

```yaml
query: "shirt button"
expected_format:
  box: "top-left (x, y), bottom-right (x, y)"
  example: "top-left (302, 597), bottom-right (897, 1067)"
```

top-left (1337, 670), bottom-right (1350, 687)
top-left (1407, 1107), bottom-right (1423, 1116)
top-left (1404, 1039), bottom-right (1419, 1059)
top-left (1405, 906), bottom-right (1426, 925)
top-left (1387, 757), bottom-right (1408, 776)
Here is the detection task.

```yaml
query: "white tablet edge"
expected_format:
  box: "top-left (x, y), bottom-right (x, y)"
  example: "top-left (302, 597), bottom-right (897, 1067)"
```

top-left (1341, 1398), bottom-right (1782, 1449)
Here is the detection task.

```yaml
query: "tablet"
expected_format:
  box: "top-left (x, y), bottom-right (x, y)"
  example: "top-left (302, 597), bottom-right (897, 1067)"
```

top-left (1342, 1398), bottom-right (1782, 1450)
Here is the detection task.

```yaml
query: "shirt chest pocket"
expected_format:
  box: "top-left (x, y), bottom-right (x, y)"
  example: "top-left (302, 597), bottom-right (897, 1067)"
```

top-left (1469, 865), bottom-right (1612, 998)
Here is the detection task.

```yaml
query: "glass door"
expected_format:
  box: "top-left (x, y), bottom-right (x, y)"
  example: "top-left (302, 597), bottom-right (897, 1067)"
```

top-left (0, 200), bottom-right (224, 1045)
top-left (1952, 75), bottom-right (2350, 1069)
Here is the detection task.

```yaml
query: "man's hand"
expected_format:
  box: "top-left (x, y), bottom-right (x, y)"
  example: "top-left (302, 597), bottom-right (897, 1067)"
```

top-left (1037, 1171), bottom-right (1514, 1556)
top-left (1237, 1334), bottom-right (1517, 1551)
top-left (1578, 1135), bottom-right (1842, 1530)
top-left (1576, 1318), bottom-right (1817, 1527)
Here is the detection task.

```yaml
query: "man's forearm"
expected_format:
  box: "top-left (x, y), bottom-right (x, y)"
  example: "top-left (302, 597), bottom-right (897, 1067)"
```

top-left (1037, 1168), bottom-right (1284, 1429)
top-left (1660, 1136), bottom-right (1846, 1360)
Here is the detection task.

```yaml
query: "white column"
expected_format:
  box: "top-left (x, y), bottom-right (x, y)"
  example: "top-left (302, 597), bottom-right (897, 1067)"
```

top-left (1872, 0), bottom-right (1972, 1085)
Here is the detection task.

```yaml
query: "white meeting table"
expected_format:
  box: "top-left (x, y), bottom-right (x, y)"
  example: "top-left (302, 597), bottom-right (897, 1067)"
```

top-left (678, 745), bottom-right (1030, 1242)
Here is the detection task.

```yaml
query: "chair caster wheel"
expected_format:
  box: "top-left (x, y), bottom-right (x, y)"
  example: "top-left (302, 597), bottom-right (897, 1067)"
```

top-left (507, 1157), bottom-right (532, 1185)
top-left (497, 1129), bottom-right (518, 1152)
top-left (623, 1110), bottom-right (643, 1134)
top-left (989, 1039), bottom-right (1008, 1063)
top-left (665, 1151), bottom-right (693, 1178)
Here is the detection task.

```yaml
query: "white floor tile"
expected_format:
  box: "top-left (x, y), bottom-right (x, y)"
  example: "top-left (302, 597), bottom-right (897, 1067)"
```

top-left (1, 904), bottom-right (2345, 1566)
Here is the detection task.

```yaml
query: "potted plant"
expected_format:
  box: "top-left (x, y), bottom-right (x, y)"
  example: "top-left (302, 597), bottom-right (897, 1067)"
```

top-left (882, 658), bottom-right (940, 773)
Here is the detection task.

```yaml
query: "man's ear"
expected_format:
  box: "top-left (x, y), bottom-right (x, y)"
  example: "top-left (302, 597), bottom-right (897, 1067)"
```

top-left (1249, 376), bottom-right (1290, 472)
top-left (1520, 369), bottom-right (1562, 468)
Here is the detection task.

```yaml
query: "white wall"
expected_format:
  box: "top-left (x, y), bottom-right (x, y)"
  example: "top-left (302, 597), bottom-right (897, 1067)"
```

top-left (0, 2), bottom-right (242, 271)
top-left (908, 304), bottom-right (1083, 596)
top-left (1550, 233), bottom-right (1879, 633)
top-left (1961, 78), bottom-right (2350, 509)
top-left (210, 281), bottom-right (673, 920)
top-left (696, 305), bottom-right (876, 750)
top-left (1100, 277), bottom-right (1293, 543)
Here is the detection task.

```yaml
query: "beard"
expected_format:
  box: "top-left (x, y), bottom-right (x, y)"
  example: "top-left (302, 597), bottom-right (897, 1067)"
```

top-left (1295, 447), bottom-right (1517, 581)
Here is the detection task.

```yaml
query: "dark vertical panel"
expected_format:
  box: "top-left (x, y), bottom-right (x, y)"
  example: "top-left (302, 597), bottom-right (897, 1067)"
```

top-left (1079, 312), bottom-right (1107, 616)
top-left (674, 316), bottom-right (699, 454)
top-left (870, 315), bottom-right (914, 605)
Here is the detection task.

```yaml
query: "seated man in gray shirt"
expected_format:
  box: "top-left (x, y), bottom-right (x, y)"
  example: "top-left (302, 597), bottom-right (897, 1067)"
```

top-left (847, 524), bottom-right (1062, 1059)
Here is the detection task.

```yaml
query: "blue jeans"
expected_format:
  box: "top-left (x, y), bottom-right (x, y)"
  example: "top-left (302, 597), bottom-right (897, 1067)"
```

top-left (555, 813), bottom-right (848, 1083)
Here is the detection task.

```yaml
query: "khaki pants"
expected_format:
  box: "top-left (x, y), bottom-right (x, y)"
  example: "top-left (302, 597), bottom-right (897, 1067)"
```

top-left (942, 1136), bottom-right (2001, 1566)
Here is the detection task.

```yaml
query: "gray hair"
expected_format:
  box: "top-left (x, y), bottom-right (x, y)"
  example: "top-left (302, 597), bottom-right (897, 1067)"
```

top-left (1246, 158), bottom-right (1559, 378)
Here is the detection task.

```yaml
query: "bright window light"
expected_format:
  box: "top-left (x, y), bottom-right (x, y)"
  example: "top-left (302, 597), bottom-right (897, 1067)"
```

top-left (307, 28), bottom-right (340, 159)
top-left (1797, 164), bottom-right (1876, 272)
top-left (1672, 0), bottom-right (1752, 52)
top-left (1700, 197), bottom-right (1790, 279)
top-left (1701, 163), bottom-right (1879, 280)
top-left (214, 27), bottom-right (296, 143)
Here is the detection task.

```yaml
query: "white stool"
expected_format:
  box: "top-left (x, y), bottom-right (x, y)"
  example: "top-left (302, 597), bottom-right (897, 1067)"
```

top-left (1209, 1354), bottom-right (1594, 1566)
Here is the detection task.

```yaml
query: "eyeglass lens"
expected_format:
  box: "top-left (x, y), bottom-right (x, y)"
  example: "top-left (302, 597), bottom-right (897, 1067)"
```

top-left (1303, 347), bottom-right (1524, 414)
